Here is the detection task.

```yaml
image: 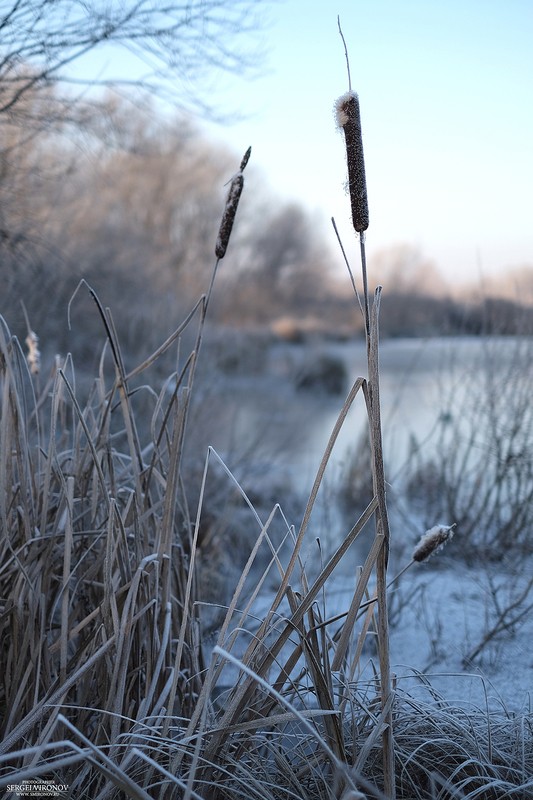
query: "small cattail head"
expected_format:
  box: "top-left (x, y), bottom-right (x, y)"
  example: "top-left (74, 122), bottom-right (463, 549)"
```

top-left (215, 146), bottom-right (251, 260)
top-left (335, 91), bottom-right (369, 233)
top-left (413, 524), bottom-right (456, 563)
top-left (215, 174), bottom-right (243, 259)
top-left (239, 145), bottom-right (251, 172)
top-left (25, 330), bottom-right (41, 375)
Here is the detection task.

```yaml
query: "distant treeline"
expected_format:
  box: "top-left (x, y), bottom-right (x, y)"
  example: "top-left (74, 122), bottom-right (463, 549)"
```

top-left (3, 84), bottom-right (531, 365)
top-left (377, 292), bottom-right (533, 338)
top-left (259, 291), bottom-right (533, 343)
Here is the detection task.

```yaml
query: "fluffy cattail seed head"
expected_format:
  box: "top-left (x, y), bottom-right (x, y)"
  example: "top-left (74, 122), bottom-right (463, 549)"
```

top-left (25, 330), bottom-right (41, 375)
top-left (215, 146), bottom-right (251, 259)
top-left (413, 524), bottom-right (456, 563)
top-left (335, 91), bottom-right (369, 233)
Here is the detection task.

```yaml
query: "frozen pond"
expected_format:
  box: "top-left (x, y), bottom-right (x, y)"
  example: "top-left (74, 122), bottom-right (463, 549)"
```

top-left (195, 334), bottom-right (533, 708)
top-left (200, 334), bottom-right (533, 499)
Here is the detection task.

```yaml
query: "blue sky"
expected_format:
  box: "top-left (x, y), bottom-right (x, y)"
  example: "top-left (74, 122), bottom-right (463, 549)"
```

top-left (201, 0), bottom-right (533, 287)
top-left (68, 0), bottom-right (533, 287)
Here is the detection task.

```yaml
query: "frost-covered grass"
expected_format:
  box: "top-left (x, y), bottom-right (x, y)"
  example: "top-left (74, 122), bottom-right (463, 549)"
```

top-left (2, 285), bottom-right (533, 799)
top-left (2, 114), bottom-right (533, 800)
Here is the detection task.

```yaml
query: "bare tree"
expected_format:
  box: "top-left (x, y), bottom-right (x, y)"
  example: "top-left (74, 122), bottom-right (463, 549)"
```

top-left (221, 201), bottom-right (331, 323)
top-left (0, 0), bottom-right (270, 329)
top-left (0, 92), bottom-right (239, 352)
top-left (0, 0), bottom-right (267, 121)
top-left (369, 244), bottom-right (447, 296)
top-left (53, 97), bottom-right (234, 293)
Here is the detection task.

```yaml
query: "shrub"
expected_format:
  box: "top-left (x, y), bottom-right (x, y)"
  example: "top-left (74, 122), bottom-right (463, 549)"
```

top-left (402, 337), bottom-right (533, 560)
top-left (295, 352), bottom-right (348, 395)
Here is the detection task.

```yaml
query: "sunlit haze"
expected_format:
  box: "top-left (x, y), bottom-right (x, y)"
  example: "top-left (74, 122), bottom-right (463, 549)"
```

top-left (69, 0), bottom-right (533, 289)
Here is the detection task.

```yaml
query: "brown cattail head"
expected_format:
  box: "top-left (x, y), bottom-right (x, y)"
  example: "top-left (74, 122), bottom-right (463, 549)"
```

top-left (413, 524), bottom-right (456, 563)
top-left (335, 91), bottom-right (369, 233)
top-left (215, 146), bottom-right (251, 259)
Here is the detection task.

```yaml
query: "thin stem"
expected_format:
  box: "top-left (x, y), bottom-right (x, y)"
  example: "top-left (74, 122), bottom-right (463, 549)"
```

top-left (366, 285), bottom-right (395, 798)
top-left (360, 234), bottom-right (371, 341)
top-left (337, 16), bottom-right (352, 93)
top-left (310, 558), bottom-right (416, 633)
top-left (331, 216), bottom-right (365, 321)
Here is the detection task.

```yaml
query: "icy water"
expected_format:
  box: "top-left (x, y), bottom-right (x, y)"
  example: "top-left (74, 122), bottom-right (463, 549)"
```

top-left (203, 335), bottom-right (533, 707)
top-left (190, 334), bottom-right (532, 568)
top-left (207, 334), bottom-right (533, 495)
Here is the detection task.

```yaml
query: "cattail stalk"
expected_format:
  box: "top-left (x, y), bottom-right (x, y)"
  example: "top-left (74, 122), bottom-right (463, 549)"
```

top-left (215, 146), bottom-right (251, 259)
top-left (336, 85), bottom-right (393, 794)
top-left (336, 91), bottom-right (370, 337)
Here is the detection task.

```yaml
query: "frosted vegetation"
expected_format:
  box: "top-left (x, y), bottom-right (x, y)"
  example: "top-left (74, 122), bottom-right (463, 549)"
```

top-left (2, 38), bottom-right (533, 800)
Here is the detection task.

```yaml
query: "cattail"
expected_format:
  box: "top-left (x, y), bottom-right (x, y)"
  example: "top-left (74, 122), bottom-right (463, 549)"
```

top-left (335, 91), bottom-right (369, 233)
top-left (215, 146), bottom-right (251, 259)
top-left (25, 330), bottom-right (41, 375)
top-left (413, 524), bottom-right (456, 563)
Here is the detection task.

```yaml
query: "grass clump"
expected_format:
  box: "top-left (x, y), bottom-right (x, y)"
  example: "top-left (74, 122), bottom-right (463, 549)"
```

top-left (0, 292), bottom-right (391, 797)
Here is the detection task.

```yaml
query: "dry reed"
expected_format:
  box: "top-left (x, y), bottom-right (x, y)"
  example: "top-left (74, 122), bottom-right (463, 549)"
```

top-left (335, 79), bottom-right (395, 796)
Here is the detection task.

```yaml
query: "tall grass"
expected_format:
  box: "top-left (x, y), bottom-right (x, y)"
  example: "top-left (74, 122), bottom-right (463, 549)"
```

top-left (1, 109), bottom-right (533, 800)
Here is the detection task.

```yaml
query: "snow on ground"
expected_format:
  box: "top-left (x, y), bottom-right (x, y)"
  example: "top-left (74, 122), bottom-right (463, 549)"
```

top-left (208, 336), bottom-right (533, 715)
top-left (329, 558), bottom-right (533, 713)
top-left (219, 549), bottom-right (533, 716)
